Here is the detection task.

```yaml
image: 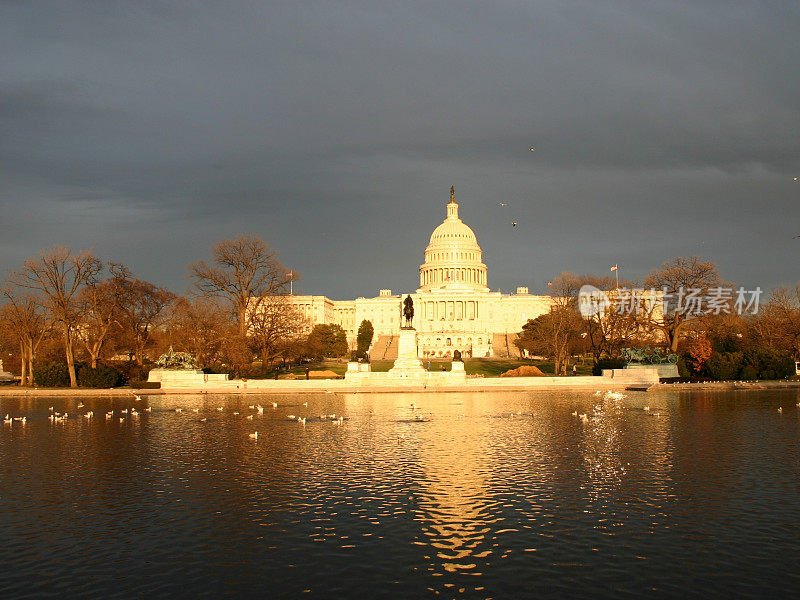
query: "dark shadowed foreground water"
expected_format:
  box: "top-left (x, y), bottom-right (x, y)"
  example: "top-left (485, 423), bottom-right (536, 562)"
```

top-left (2, 389), bottom-right (800, 599)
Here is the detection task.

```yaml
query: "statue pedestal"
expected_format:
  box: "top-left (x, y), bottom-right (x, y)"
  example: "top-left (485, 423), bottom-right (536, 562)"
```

top-left (148, 368), bottom-right (204, 383)
top-left (388, 328), bottom-right (426, 376)
top-left (347, 362), bottom-right (372, 373)
top-left (626, 363), bottom-right (679, 378)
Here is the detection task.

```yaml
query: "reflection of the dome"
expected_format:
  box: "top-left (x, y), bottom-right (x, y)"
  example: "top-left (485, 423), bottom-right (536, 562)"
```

top-left (397, 393), bottom-right (497, 577)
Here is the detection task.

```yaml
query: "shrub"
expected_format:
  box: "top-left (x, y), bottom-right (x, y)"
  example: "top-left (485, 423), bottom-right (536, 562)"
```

top-left (33, 362), bottom-right (71, 387)
top-left (203, 363), bottom-right (232, 375)
top-left (739, 365), bottom-right (757, 380)
top-left (350, 350), bottom-right (370, 362)
top-left (110, 361), bottom-right (150, 385)
top-left (592, 358), bottom-right (626, 376)
top-left (705, 351), bottom-right (743, 381)
top-left (677, 356), bottom-right (690, 378)
top-left (687, 334), bottom-right (713, 374)
top-left (743, 348), bottom-right (795, 380)
top-left (705, 348), bottom-right (795, 381)
top-left (77, 364), bottom-right (123, 388)
top-left (129, 380), bottom-right (160, 389)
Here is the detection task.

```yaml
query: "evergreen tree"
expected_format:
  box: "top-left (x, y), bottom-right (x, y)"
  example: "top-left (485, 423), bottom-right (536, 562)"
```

top-left (356, 320), bottom-right (374, 358)
top-left (306, 324), bottom-right (348, 359)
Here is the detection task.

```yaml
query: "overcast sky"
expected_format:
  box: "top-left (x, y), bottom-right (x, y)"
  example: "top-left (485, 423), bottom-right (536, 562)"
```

top-left (2, 1), bottom-right (798, 299)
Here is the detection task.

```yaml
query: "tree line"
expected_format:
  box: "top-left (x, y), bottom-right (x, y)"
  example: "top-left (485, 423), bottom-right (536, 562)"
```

top-left (0, 235), bottom-right (365, 387)
top-left (514, 256), bottom-right (799, 379)
top-left (4, 243), bottom-right (797, 385)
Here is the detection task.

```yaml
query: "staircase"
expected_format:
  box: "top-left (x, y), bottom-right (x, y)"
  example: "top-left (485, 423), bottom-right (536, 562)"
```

top-left (369, 335), bottom-right (398, 361)
top-left (492, 333), bottom-right (521, 358)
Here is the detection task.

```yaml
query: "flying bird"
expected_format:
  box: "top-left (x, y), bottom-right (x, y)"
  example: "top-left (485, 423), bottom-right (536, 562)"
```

top-left (511, 221), bottom-right (518, 227)
top-left (499, 202), bottom-right (507, 207)
top-left (529, 147), bottom-right (535, 152)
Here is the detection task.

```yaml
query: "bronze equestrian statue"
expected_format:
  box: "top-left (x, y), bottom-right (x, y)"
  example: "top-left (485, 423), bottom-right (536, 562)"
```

top-left (403, 295), bottom-right (414, 328)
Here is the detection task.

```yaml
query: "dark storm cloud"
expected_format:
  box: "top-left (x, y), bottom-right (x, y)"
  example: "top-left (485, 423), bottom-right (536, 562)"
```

top-left (1, 1), bottom-right (798, 298)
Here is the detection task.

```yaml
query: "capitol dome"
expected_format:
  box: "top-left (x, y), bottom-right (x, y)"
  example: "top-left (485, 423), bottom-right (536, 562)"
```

top-left (418, 187), bottom-right (488, 292)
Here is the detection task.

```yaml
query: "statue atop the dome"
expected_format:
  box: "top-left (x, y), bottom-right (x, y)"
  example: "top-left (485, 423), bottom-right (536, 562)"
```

top-left (403, 295), bottom-right (414, 328)
top-left (450, 185), bottom-right (455, 203)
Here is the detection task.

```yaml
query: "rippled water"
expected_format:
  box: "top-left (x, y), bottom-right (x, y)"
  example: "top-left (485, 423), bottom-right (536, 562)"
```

top-left (2, 389), bottom-right (800, 599)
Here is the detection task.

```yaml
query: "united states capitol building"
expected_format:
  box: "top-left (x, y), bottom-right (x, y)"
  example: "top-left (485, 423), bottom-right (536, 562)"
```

top-left (285, 188), bottom-right (553, 359)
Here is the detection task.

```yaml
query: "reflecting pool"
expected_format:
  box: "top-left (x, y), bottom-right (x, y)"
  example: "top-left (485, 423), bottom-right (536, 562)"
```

top-left (2, 389), bottom-right (800, 599)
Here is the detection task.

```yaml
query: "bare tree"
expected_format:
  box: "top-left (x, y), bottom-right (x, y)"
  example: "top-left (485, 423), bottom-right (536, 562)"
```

top-left (189, 235), bottom-right (292, 336)
top-left (0, 290), bottom-right (51, 386)
top-left (515, 307), bottom-right (583, 375)
top-left (9, 246), bottom-right (102, 386)
top-left (117, 278), bottom-right (176, 367)
top-left (698, 310), bottom-right (748, 353)
top-left (753, 286), bottom-right (800, 359)
top-left (642, 256), bottom-right (722, 352)
top-left (515, 274), bottom-right (584, 374)
top-left (76, 263), bottom-right (131, 368)
top-left (554, 272), bottom-right (640, 363)
top-left (249, 295), bottom-right (305, 373)
top-left (166, 297), bottom-right (228, 367)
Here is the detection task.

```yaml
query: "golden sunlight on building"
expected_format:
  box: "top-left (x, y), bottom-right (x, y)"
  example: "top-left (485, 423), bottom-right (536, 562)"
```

top-left (280, 187), bottom-right (554, 359)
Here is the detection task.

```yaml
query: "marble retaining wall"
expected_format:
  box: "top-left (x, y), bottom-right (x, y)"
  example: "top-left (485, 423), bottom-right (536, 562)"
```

top-left (153, 365), bottom-right (660, 392)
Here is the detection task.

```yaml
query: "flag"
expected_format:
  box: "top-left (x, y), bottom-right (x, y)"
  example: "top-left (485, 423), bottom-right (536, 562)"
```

top-left (286, 271), bottom-right (293, 277)
top-left (610, 265), bottom-right (618, 272)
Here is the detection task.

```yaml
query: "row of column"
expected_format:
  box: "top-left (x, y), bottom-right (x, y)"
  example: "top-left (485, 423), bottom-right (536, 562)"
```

top-left (421, 267), bottom-right (485, 286)
top-left (422, 300), bottom-right (479, 321)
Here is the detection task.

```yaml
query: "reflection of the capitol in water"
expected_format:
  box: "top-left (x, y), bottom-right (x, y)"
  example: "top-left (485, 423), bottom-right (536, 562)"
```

top-left (393, 391), bottom-right (676, 593)
top-left (411, 396), bottom-right (495, 577)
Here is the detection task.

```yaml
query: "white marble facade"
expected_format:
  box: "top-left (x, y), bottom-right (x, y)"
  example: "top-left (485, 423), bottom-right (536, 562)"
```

top-left (280, 188), bottom-right (553, 358)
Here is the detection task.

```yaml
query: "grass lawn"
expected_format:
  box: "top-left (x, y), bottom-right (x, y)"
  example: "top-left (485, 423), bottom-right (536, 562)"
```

top-left (283, 361), bottom-right (347, 377)
top-left (275, 357), bottom-right (595, 379)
